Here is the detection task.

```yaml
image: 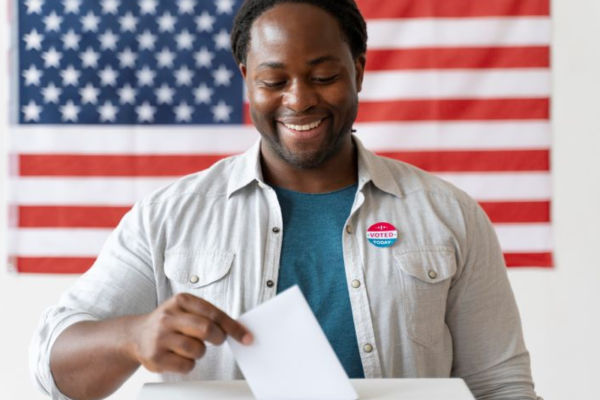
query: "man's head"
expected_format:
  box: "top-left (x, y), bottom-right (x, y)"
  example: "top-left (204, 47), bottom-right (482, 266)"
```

top-left (230, 0), bottom-right (368, 170)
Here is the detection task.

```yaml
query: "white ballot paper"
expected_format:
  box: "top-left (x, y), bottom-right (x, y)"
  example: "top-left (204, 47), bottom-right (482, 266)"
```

top-left (226, 285), bottom-right (359, 400)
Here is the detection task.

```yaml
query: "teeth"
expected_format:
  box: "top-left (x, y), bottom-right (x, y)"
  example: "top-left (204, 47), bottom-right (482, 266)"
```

top-left (284, 119), bottom-right (322, 131)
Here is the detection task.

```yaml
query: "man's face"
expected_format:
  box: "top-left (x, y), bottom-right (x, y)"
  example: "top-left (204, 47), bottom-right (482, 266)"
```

top-left (240, 2), bottom-right (365, 169)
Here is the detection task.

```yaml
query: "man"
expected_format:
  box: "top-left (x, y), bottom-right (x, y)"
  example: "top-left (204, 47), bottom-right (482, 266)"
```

top-left (31, 1), bottom-right (540, 399)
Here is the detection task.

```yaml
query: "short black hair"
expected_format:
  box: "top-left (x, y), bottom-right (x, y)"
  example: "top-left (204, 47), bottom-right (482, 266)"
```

top-left (230, 0), bottom-right (368, 65)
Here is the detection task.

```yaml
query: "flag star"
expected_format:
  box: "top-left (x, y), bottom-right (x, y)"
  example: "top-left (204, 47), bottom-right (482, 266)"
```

top-left (43, 11), bottom-right (63, 32)
top-left (155, 83), bottom-right (175, 104)
top-left (22, 100), bottom-right (43, 121)
top-left (175, 30), bottom-right (195, 50)
top-left (137, 30), bottom-right (157, 50)
top-left (23, 29), bottom-right (44, 51)
top-left (139, 0), bottom-right (158, 15)
top-left (60, 100), bottom-right (80, 122)
top-left (99, 65), bottom-right (119, 86)
top-left (23, 65), bottom-right (43, 86)
top-left (174, 101), bottom-right (194, 122)
top-left (80, 47), bottom-right (100, 68)
top-left (177, 0), bottom-right (196, 14)
top-left (61, 65), bottom-right (81, 86)
top-left (79, 83), bottom-right (100, 104)
top-left (25, 0), bottom-right (44, 14)
top-left (195, 11), bottom-right (215, 32)
top-left (101, 0), bottom-right (120, 14)
top-left (175, 65), bottom-right (194, 86)
top-left (136, 101), bottom-right (156, 122)
top-left (42, 47), bottom-right (62, 68)
top-left (62, 29), bottom-right (81, 50)
top-left (193, 83), bottom-right (213, 104)
top-left (213, 29), bottom-right (230, 51)
top-left (42, 82), bottom-right (62, 103)
top-left (118, 47), bottom-right (137, 68)
top-left (62, 0), bottom-right (81, 14)
top-left (81, 11), bottom-right (101, 32)
top-left (156, 47), bottom-right (176, 68)
top-left (118, 83), bottom-right (137, 104)
top-left (194, 47), bottom-right (214, 68)
top-left (215, 0), bottom-right (234, 14)
top-left (136, 66), bottom-right (156, 86)
top-left (211, 100), bottom-right (232, 122)
top-left (157, 12), bottom-right (177, 33)
top-left (119, 12), bottom-right (138, 32)
top-left (99, 101), bottom-right (118, 122)
top-left (212, 64), bottom-right (233, 86)
top-left (99, 30), bottom-right (119, 51)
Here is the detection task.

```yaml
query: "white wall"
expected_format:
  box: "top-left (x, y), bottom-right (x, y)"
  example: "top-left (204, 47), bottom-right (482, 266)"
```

top-left (2, 0), bottom-right (599, 398)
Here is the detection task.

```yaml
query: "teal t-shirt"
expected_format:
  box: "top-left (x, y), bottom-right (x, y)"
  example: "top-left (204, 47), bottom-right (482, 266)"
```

top-left (274, 183), bottom-right (365, 379)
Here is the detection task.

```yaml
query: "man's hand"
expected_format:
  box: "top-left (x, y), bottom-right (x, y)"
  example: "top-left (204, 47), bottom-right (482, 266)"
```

top-left (132, 293), bottom-right (253, 374)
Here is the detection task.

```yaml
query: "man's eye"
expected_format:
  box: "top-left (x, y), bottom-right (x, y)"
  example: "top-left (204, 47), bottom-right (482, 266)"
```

top-left (262, 81), bottom-right (285, 88)
top-left (313, 75), bottom-right (338, 84)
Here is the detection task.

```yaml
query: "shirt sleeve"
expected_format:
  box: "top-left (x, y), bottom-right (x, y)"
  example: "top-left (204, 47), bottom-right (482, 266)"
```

top-left (29, 203), bottom-right (158, 399)
top-left (446, 204), bottom-right (540, 400)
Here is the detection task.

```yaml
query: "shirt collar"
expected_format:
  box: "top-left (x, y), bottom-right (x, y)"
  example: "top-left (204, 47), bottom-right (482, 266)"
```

top-left (227, 139), bottom-right (264, 199)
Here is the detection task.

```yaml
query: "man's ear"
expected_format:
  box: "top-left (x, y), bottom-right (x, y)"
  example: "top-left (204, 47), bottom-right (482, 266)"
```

top-left (240, 64), bottom-right (248, 80)
top-left (354, 54), bottom-right (366, 93)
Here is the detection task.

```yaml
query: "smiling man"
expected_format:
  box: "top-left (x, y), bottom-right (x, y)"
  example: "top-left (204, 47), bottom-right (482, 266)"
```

top-left (31, 1), bottom-right (539, 400)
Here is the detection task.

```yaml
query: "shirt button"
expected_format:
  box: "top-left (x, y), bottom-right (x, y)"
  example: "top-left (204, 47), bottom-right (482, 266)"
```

top-left (351, 280), bottom-right (361, 289)
top-left (363, 343), bottom-right (373, 353)
top-left (190, 275), bottom-right (200, 284)
top-left (428, 270), bottom-right (438, 280)
top-left (345, 225), bottom-right (353, 234)
top-left (272, 227), bottom-right (280, 233)
top-left (266, 280), bottom-right (275, 288)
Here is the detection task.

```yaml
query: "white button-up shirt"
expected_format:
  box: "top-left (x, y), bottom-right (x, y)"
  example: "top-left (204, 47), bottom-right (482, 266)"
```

top-left (30, 137), bottom-right (538, 399)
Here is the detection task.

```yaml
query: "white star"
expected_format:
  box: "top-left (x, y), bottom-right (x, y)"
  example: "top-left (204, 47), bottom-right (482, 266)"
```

top-left (42, 47), bottom-right (62, 68)
top-left (195, 11), bottom-right (215, 32)
top-left (80, 47), bottom-right (100, 68)
top-left (62, 0), bottom-right (81, 14)
top-left (79, 83), bottom-right (100, 104)
top-left (155, 83), bottom-right (175, 104)
top-left (81, 11), bottom-right (101, 32)
top-left (25, 0), bottom-right (44, 14)
top-left (119, 12), bottom-right (138, 32)
top-left (43, 11), bottom-right (63, 32)
top-left (157, 12), bottom-right (177, 33)
top-left (212, 64), bottom-right (233, 86)
top-left (118, 47), bottom-right (137, 68)
top-left (175, 29), bottom-right (195, 50)
top-left (211, 100), bottom-right (232, 122)
top-left (22, 100), bottom-right (43, 121)
top-left (99, 65), bottom-right (119, 86)
top-left (23, 29), bottom-right (44, 51)
top-left (213, 29), bottom-right (230, 51)
top-left (175, 65), bottom-right (194, 86)
top-left (194, 47), bottom-right (214, 68)
top-left (177, 0), bottom-right (196, 14)
top-left (193, 83), bottom-right (213, 104)
top-left (118, 83), bottom-right (137, 104)
top-left (139, 0), bottom-right (158, 15)
top-left (136, 66), bottom-right (156, 86)
top-left (215, 0), bottom-right (235, 15)
top-left (99, 101), bottom-right (118, 122)
top-left (137, 30), bottom-right (157, 50)
top-left (99, 30), bottom-right (119, 50)
top-left (101, 0), bottom-right (120, 14)
top-left (60, 100), bottom-right (80, 122)
top-left (136, 101), bottom-right (156, 122)
top-left (42, 82), bottom-right (62, 103)
top-left (23, 65), bottom-right (43, 86)
top-left (60, 65), bottom-right (80, 86)
top-left (174, 101), bottom-right (193, 122)
top-left (62, 29), bottom-right (81, 50)
top-left (156, 48), bottom-right (175, 68)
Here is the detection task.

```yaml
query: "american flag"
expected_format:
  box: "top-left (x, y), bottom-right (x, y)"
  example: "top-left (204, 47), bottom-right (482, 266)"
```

top-left (8, 0), bottom-right (553, 273)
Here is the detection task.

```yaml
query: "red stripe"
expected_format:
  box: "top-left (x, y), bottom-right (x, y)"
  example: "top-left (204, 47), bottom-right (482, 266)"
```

top-left (15, 257), bottom-right (96, 274)
top-left (479, 201), bottom-right (551, 223)
top-left (19, 206), bottom-right (131, 227)
top-left (356, 0), bottom-right (550, 19)
top-left (366, 47), bottom-right (551, 71)
top-left (504, 252), bottom-right (553, 268)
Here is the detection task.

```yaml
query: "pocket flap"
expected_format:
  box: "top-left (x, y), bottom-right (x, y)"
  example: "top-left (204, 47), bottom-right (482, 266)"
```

top-left (393, 247), bottom-right (456, 284)
top-left (164, 251), bottom-right (234, 288)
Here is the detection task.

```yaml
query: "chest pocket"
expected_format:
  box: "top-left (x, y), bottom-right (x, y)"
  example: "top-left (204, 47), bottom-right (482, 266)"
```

top-left (164, 250), bottom-right (235, 311)
top-left (393, 246), bottom-right (457, 348)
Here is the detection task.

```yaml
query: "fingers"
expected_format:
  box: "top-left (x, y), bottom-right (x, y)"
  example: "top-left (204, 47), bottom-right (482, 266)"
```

top-left (163, 333), bottom-right (206, 360)
top-left (172, 313), bottom-right (227, 346)
top-left (149, 350), bottom-right (197, 374)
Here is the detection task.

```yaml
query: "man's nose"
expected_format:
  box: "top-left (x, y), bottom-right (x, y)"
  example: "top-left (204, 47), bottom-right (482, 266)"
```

top-left (282, 80), bottom-right (318, 112)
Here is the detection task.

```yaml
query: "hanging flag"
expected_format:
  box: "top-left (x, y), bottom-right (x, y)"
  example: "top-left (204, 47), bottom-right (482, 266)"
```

top-left (8, 0), bottom-right (552, 273)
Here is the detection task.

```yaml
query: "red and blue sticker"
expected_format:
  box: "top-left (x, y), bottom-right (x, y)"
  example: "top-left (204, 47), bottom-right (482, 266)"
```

top-left (366, 222), bottom-right (398, 248)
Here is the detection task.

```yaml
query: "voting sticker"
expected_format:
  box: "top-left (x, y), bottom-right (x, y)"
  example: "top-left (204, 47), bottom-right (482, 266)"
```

top-left (366, 222), bottom-right (398, 248)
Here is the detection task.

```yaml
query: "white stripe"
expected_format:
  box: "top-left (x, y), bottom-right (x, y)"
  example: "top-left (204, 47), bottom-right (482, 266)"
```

top-left (494, 223), bottom-right (553, 252)
top-left (368, 18), bottom-right (551, 48)
top-left (360, 69), bottom-right (551, 100)
top-left (10, 122), bottom-right (550, 154)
